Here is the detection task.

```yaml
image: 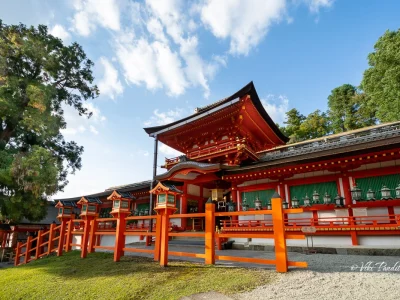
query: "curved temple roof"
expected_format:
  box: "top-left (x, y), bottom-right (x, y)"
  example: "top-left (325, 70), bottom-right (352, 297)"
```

top-left (143, 81), bottom-right (288, 143)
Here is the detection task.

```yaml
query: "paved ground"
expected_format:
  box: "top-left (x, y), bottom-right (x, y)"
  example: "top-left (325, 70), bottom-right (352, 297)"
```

top-left (124, 243), bottom-right (400, 300)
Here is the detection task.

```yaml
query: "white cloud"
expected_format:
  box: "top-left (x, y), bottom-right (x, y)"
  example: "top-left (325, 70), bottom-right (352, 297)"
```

top-left (305, 0), bottom-right (335, 13)
top-left (261, 94), bottom-right (289, 125)
top-left (89, 125), bottom-right (99, 135)
top-left (72, 0), bottom-right (120, 36)
top-left (200, 0), bottom-right (286, 55)
top-left (159, 143), bottom-right (183, 157)
top-left (98, 57), bottom-right (123, 100)
top-left (61, 102), bottom-right (106, 136)
top-left (144, 108), bottom-right (184, 126)
top-left (49, 24), bottom-right (71, 43)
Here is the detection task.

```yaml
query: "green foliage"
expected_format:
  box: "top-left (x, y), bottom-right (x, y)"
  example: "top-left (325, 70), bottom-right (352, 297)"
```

top-left (299, 110), bottom-right (330, 140)
top-left (0, 21), bottom-right (98, 221)
top-left (0, 251), bottom-right (276, 300)
top-left (283, 108), bottom-right (306, 143)
top-left (327, 84), bottom-right (376, 133)
top-left (361, 29), bottom-right (400, 122)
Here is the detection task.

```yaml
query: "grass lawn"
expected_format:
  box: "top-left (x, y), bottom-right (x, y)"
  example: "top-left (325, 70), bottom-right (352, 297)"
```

top-left (0, 251), bottom-right (277, 300)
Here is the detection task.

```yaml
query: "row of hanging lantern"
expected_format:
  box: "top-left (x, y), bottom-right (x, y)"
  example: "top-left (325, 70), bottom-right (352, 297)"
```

top-left (350, 184), bottom-right (400, 202)
top-left (242, 196), bottom-right (290, 211)
top-left (291, 191), bottom-right (345, 208)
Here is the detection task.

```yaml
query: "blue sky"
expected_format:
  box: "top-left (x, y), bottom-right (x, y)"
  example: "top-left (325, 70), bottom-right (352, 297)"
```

top-left (1, 0), bottom-right (400, 199)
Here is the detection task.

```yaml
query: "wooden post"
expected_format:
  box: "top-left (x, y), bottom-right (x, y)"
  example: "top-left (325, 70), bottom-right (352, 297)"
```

top-left (57, 221), bottom-right (66, 256)
top-left (65, 220), bottom-right (73, 252)
top-left (114, 214), bottom-right (127, 262)
top-left (154, 214), bottom-right (162, 261)
top-left (81, 219), bottom-right (91, 258)
top-left (24, 236), bottom-right (32, 264)
top-left (88, 219), bottom-right (97, 253)
top-left (159, 211), bottom-right (170, 267)
top-left (231, 183), bottom-right (238, 222)
top-left (272, 195), bottom-right (288, 273)
top-left (47, 224), bottom-right (56, 255)
top-left (181, 184), bottom-right (188, 229)
top-left (14, 242), bottom-right (21, 266)
top-left (35, 230), bottom-right (43, 260)
top-left (205, 202), bottom-right (215, 265)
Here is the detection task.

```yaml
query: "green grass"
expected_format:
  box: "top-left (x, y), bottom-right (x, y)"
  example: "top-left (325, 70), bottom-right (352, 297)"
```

top-left (0, 251), bottom-right (277, 300)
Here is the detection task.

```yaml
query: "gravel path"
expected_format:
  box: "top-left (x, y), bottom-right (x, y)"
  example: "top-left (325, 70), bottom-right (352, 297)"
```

top-left (235, 253), bottom-right (400, 300)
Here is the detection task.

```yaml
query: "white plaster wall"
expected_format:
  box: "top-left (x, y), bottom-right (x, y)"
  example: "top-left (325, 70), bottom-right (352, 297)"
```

top-left (72, 235), bottom-right (82, 250)
top-left (203, 188), bottom-right (211, 198)
top-left (317, 210), bottom-right (337, 225)
top-left (368, 207), bottom-right (390, 223)
top-left (393, 206), bottom-right (400, 214)
top-left (188, 184), bottom-right (200, 196)
top-left (358, 236), bottom-right (400, 247)
top-left (169, 217), bottom-right (182, 227)
top-left (247, 236), bottom-right (353, 247)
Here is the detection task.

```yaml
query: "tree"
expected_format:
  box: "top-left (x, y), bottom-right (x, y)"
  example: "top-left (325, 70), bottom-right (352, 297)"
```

top-left (361, 29), bottom-right (400, 122)
top-left (283, 108), bottom-right (306, 143)
top-left (0, 21), bottom-right (99, 221)
top-left (327, 84), bottom-right (376, 133)
top-left (299, 110), bottom-right (330, 140)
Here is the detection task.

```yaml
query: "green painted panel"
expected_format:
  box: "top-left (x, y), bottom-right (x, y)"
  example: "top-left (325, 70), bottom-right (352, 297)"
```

top-left (136, 203), bottom-right (149, 211)
top-left (240, 189), bottom-right (276, 208)
top-left (289, 181), bottom-right (338, 205)
top-left (356, 174), bottom-right (400, 200)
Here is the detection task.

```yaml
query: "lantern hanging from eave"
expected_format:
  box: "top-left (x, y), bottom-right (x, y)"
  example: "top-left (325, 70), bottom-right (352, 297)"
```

top-left (323, 192), bottom-right (331, 205)
top-left (366, 188), bottom-right (376, 201)
top-left (380, 185), bottom-right (392, 200)
top-left (334, 194), bottom-right (344, 207)
top-left (291, 196), bottom-right (300, 208)
top-left (303, 194), bottom-right (311, 207)
top-left (350, 185), bottom-right (362, 202)
top-left (395, 184), bottom-right (400, 199)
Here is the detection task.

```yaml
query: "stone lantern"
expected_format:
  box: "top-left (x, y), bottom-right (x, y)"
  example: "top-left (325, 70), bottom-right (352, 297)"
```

top-left (55, 200), bottom-right (76, 221)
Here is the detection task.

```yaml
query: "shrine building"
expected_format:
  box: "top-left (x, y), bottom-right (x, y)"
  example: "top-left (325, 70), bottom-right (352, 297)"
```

top-left (17, 81), bottom-right (400, 249)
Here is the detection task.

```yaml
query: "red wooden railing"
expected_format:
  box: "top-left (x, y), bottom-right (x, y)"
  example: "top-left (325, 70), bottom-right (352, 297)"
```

top-left (14, 204), bottom-right (400, 272)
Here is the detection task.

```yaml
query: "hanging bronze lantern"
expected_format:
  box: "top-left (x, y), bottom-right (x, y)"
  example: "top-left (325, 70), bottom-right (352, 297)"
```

top-left (312, 190), bottom-right (320, 204)
top-left (254, 196), bottom-right (262, 210)
top-left (396, 184), bottom-right (400, 199)
top-left (334, 194), bottom-right (344, 207)
top-left (366, 188), bottom-right (375, 201)
top-left (291, 196), bottom-right (300, 208)
top-left (323, 192), bottom-right (331, 204)
top-left (303, 194), bottom-right (311, 207)
top-left (350, 185), bottom-right (362, 201)
top-left (380, 185), bottom-right (392, 200)
top-left (282, 201), bottom-right (289, 209)
top-left (242, 198), bottom-right (249, 211)
top-left (266, 201), bottom-right (272, 210)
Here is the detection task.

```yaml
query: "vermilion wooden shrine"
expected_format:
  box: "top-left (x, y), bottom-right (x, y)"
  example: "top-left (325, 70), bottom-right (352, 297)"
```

top-left (4, 82), bottom-right (400, 257)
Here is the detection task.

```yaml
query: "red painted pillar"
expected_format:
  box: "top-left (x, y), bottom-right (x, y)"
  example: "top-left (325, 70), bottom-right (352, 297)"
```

top-left (154, 214), bottom-right (162, 261)
top-left (272, 196), bottom-right (288, 273)
top-left (88, 219), bottom-right (97, 253)
top-left (181, 183), bottom-right (188, 229)
top-left (35, 230), bottom-right (43, 260)
top-left (47, 223), bottom-right (56, 255)
top-left (24, 236), bottom-right (32, 264)
top-left (81, 219), bottom-right (91, 258)
top-left (57, 221), bottom-right (67, 256)
top-left (65, 220), bottom-right (73, 252)
top-left (113, 213), bottom-right (128, 262)
top-left (231, 183), bottom-right (238, 222)
top-left (15, 242), bottom-right (21, 266)
top-left (341, 173), bottom-right (352, 206)
top-left (159, 210), bottom-right (171, 267)
top-left (205, 202), bottom-right (215, 265)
